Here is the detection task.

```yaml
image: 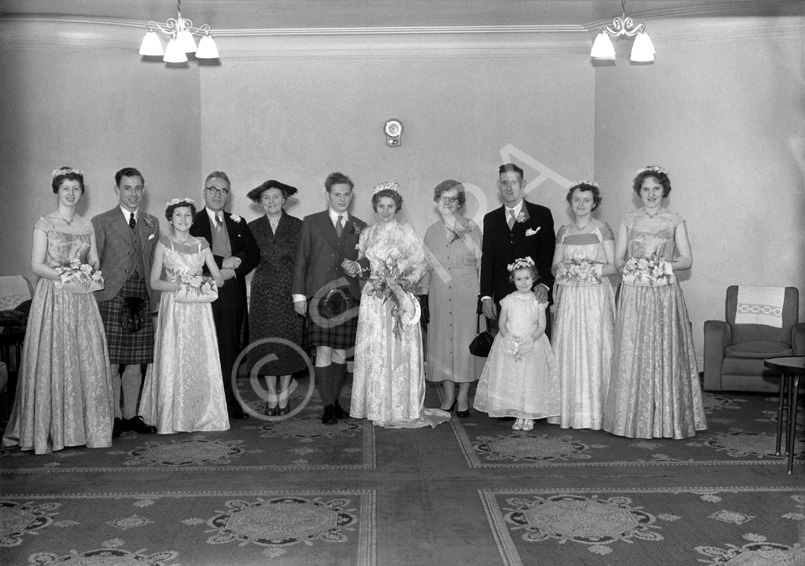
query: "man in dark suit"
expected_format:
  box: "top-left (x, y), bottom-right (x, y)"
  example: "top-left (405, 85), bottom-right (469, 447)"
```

top-left (93, 167), bottom-right (160, 437)
top-left (480, 163), bottom-right (556, 337)
top-left (190, 171), bottom-right (260, 419)
top-left (292, 172), bottom-right (366, 424)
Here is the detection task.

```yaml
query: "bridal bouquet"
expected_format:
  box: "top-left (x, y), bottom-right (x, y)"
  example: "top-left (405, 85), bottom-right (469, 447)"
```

top-left (365, 250), bottom-right (417, 339)
top-left (622, 253), bottom-right (674, 286)
top-left (557, 258), bottom-right (601, 285)
top-left (55, 259), bottom-right (104, 293)
top-left (173, 273), bottom-right (218, 303)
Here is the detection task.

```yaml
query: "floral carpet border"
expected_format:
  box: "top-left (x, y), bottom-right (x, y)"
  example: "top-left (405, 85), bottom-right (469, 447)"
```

top-left (479, 486), bottom-right (804, 566)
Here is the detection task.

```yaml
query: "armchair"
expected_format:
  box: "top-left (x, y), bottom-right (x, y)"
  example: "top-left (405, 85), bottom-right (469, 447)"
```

top-left (703, 286), bottom-right (805, 392)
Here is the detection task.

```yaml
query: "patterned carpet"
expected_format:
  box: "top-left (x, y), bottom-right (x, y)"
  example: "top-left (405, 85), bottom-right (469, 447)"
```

top-left (1, 379), bottom-right (803, 566)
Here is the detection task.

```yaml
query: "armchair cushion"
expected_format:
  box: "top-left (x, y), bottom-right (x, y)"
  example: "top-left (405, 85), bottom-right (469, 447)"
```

top-left (725, 341), bottom-right (792, 359)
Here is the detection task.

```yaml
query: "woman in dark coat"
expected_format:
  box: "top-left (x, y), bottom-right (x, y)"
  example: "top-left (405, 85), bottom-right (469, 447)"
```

top-left (247, 180), bottom-right (305, 415)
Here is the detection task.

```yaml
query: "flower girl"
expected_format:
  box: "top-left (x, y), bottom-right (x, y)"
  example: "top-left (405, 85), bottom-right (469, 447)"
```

top-left (140, 198), bottom-right (229, 434)
top-left (473, 257), bottom-right (560, 430)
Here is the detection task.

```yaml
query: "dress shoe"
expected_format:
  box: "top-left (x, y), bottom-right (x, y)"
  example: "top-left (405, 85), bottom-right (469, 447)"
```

top-left (322, 405), bottom-right (337, 425)
top-left (278, 403), bottom-right (291, 416)
top-left (333, 400), bottom-right (350, 419)
top-left (229, 410), bottom-right (250, 420)
top-left (113, 417), bottom-right (123, 439)
top-left (126, 416), bottom-right (157, 434)
top-left (265, 404), bottom-right (279, 416)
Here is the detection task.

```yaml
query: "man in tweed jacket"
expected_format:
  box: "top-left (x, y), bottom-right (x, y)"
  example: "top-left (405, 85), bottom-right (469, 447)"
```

top-left (93, 167), bottom-right (160, 437)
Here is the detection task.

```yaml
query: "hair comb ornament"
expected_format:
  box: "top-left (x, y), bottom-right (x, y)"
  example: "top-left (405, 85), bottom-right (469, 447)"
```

top-left (167, 198), bottom-right (196, 207)
top-left (507, 257), bottom-right (536, 272)
top-left (637, 166), bottom-right (667, 176)
top-left (572, 180), bottom-right (599, 189)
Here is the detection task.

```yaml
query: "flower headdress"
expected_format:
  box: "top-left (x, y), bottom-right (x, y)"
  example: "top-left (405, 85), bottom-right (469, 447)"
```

top-left (637, 166), bottom-right (667, 176)
top-left (572, 179), bottom-right (599, 189)
top-left (52, 167), bottom-right (83, 178)
top-left (373, 181), bottom-right (400, 195)
top-left (167, 198), bottom-right (196, 207)
top-left (507, 257), bottom-right (535, 272)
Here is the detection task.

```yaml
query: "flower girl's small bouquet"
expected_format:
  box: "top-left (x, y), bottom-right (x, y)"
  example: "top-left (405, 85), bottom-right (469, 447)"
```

top-left (172, 272), bottom-right (218, 303)
top-left (622, 253), bottom-right (674, 286)
top-left (556, 258), bottom-right (602, 285)
top-left (55, 259), bottom-right (104, 293)
top-left (365, 250), bottom-right (419, 339)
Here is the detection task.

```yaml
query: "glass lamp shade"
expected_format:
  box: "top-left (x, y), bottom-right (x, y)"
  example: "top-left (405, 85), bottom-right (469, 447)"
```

top-left (590, 32), bottom-right (616, 59)
top-left (176, 28), bottom-right (197, 53)
top-left (630, 32), bottom-right (655, 62)
top-left (163, 38), bottom-right (188, 63)
top-left (139, 31), bottom-right (164, 57)
top-left (196, 35), bottom-right (220, 59)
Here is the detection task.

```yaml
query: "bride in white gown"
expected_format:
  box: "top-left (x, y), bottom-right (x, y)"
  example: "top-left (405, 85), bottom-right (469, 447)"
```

top-left (345, 182), bottom-right (450, 428)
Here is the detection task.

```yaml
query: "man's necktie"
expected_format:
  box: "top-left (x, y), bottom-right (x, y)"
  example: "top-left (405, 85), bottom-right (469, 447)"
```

top-left (215, 213), bottom-right (223, 231)
top-left (507, 209), bottom-right (516, 230)
top-left (336, 215), bottom-right (344, 237)
top-left (129, 212), bottom-right (136, 229)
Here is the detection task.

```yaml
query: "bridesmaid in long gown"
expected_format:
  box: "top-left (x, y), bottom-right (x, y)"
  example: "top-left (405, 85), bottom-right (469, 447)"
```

top-left (345, 182), bottom-right (450, 428)
top-left (603, 167), bottom-right (706, 439)
top-left (421, 180), bottom-right (482, 416)
top-left (140, 198), bottom-right (229, 434)
top-left (3, 167), bottom-right (114, 454)
top-left (549, 181), bottom-right (617, 430)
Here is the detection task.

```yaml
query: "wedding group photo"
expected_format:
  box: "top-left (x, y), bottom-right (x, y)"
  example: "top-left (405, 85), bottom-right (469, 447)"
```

top-left (1, 1), bottom-right (802, 565)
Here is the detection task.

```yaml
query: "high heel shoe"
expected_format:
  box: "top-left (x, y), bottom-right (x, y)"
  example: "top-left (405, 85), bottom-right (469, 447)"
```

top-left (441, 400), bottom-right (457, 412)
top-left (456, 401), bottom-right (470, 418)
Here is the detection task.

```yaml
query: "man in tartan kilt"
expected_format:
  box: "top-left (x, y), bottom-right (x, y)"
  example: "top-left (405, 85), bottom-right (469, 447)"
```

top-left (93, 167), bottom-right (159, 437)
top-left (292, 172), bottom-right (366, 424)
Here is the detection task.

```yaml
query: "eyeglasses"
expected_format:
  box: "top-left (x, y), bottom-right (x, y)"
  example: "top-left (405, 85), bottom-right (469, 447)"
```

top-left (439, 196), bottom-right (459, 204)
top-left (206, 187), bottom-right (230, 196)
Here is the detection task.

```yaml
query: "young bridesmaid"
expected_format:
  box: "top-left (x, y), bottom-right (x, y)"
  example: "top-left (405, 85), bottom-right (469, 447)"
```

top-left (140, 198), bottom-right (228, 434)
top-left (473, 257), bottom-right (560, 431)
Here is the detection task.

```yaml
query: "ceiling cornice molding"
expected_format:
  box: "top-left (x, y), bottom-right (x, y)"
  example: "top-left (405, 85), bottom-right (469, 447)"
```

top-left (0, 14), bottom-right (800, 58)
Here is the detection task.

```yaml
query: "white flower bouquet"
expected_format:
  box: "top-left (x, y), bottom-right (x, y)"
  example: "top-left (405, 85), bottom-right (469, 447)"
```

top-left (622, 253), bottom-right (674, 286)
top-left (173, 273), bottom-right (218, 303)
top-left (55, 259), bottom-right (104, 293)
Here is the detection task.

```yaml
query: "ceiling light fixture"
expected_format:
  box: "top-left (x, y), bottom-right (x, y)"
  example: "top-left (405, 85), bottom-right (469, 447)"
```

top-left (590, 2), bottom-right (654, 62)
top-left (139, 0), bottom-right (219, 63)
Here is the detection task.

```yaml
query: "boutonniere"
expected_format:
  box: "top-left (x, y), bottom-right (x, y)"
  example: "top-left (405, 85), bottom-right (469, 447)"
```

top-left (515, 211), bottom-right (527, 224)
top-left (148, 234), bottom-right (155, 241)
top-left (351, 223), bottom-right (362, 235)
top-left (143, 216), bottom-right (155, 228)
top-left (230, 213), bottom-right (242, 223)
top-left (525, 227), bottom-right (541, 237)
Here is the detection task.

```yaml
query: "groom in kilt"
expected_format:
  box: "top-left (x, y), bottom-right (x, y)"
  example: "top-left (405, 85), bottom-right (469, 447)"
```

top-left (292, 172), bottom-right (366, 424)
top-left (93, 167), bottom-right (159, 437)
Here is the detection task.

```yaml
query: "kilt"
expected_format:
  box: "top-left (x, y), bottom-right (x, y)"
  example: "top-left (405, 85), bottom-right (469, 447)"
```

top-left (96, 275), bottom-right (154, 364)
top-left (304, 288), bottom-right (359, 350)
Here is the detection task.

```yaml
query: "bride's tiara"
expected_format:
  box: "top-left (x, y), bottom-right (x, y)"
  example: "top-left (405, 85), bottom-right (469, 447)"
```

top-left (52, 167), bottom-right (83, 178)
top-left (373, 181), bottom-right (400, 195)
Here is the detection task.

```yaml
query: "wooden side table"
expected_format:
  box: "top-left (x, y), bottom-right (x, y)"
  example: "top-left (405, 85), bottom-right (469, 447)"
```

top-left (764, 356), bottom-right (804, 474)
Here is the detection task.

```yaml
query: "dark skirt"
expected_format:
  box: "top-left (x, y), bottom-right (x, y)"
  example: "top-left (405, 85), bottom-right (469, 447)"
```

top-left (248, 267), bottom-right (306, 376)
top-left (304, 289), bottom-right (359, 350)
top-left (96, 275), bottom-right (154, 364)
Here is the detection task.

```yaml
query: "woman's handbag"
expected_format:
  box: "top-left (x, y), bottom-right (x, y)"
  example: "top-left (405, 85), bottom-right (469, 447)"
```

top-left (469, 297), bottom-right (494, 357)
